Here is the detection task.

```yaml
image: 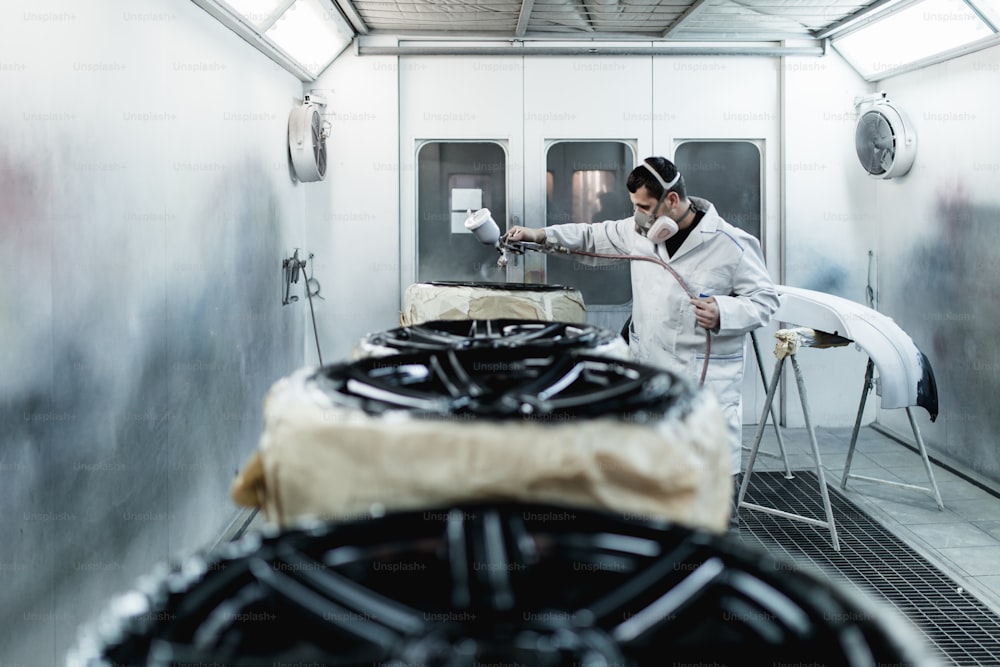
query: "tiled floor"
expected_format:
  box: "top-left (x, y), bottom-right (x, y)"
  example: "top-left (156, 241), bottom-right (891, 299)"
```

top-left (740, 422), bottom-right (1000, 616)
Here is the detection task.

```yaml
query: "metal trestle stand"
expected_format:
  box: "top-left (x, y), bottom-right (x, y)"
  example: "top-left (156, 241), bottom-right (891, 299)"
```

top-left (748, 331), bottom-right (793, 479)
top-left (739, 328), bottom-right (852, 552)
top-left (841, 358), bottom-right (944, 509)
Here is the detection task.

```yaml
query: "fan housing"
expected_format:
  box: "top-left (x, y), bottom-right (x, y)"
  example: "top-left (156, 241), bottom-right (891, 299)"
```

top-left (854, 96), bottom-right (917, 180)
top-left (288, 96), bottom-right (329, 182)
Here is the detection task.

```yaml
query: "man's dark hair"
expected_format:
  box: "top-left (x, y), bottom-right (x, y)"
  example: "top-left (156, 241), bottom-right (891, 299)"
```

top-left (626, 156), bottom-right (686, 200)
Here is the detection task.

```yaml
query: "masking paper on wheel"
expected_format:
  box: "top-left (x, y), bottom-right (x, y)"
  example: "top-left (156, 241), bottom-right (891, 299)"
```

top-left (400, 282), bottom-right (586, 326)
top-left (232, 366), bottom-right (732, 533)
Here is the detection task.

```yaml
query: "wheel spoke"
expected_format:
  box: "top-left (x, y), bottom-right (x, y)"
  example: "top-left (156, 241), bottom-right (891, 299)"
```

top-left (247, 558), bottom-right (404, 649)
top-left (449, 508), bottom-right (520, 612)
top-left (273, 546), bottom-right (428, 636)
top-left (611, 557), bottom-right (725, 643)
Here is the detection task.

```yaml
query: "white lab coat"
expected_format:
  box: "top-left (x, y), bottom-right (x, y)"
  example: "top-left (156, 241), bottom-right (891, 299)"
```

top-left (543, 197), bottom-right (780, 473)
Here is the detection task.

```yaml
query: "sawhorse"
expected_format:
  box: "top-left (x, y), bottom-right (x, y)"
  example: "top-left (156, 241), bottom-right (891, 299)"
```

top-left (841, 358), bottom-right (944, 509)
top-left (739, 327), bottom-right (853, 551)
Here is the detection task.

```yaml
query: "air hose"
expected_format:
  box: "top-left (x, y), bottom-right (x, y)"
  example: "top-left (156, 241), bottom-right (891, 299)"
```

top-left (502, 242), bottom-right (712, 386)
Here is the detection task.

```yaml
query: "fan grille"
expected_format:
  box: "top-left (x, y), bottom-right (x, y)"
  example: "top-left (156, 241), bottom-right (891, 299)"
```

top-left (856, 109), bottom-right (896, 176)
top-left (310, 109), bottom-right (327, 179)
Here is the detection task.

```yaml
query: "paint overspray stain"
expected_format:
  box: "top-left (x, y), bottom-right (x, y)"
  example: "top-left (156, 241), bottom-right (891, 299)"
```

top-left (0, 143), bottom-right (52, 251)
top-left (1, 154), bottom-right (301, 657)
top-left (887, 183), bottom-right (1000, 483)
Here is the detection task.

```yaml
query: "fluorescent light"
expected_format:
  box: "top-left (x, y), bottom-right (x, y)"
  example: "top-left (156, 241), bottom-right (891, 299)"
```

top-left (265, 0), bottom-right (353, 76)
top-left (815, 0), bottom-right (910, 40)
top-left (221, 0), bottom-right (289, 29)
top-left (193, 0), bottom-right (355, 80)
top-left (833, 0), bottom-right (995, 78)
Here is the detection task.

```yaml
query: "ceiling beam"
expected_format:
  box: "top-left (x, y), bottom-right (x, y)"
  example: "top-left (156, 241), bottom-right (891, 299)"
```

top-left (331, 0), bottom-right (370, 35)
top-left (514, 0), bottom-right (537, 37)
top-left (662, 0), bottom-right (714, 39)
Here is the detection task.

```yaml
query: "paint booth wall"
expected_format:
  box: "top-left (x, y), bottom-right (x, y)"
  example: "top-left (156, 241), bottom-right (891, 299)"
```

top-left (0, 1), bottom-right (307, 663)
top-left (778, 50), bottom-right (880, 429)
top-left (865, 44), bottom-right (1000, 487)
top-left (302, 46), bottom-right (401, 365)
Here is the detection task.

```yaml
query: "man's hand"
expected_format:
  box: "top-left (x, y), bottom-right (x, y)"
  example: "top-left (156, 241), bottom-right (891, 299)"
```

top-left (691, 295), bottom-right (720, 331)
top-left (502, 226), bottom-right (545, 244)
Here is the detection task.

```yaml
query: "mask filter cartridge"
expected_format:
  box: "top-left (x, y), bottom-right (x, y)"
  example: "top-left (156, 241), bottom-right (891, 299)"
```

top-left (634, 161), bottom-right (681, 243)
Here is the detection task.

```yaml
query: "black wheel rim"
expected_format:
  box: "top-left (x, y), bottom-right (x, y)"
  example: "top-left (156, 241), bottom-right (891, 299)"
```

top-left (363, 319), bottom-right (617, 353)
top-left (313, 345), bottom-right (692, 419)
top-left (76, 503), bottom-right (930, 667)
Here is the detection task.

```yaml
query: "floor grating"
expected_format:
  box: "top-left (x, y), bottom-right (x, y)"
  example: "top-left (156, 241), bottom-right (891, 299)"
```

top-left (739, 470), bottom-right (1000, 667)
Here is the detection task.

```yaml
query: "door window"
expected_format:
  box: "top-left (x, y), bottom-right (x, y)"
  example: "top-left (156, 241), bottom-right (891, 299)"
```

top-left (416, 142), bottom-right (507, 283)
top-left (674, 141), bottom-right (762, 242)
top-left (544, 141), bottom-right (635, 306)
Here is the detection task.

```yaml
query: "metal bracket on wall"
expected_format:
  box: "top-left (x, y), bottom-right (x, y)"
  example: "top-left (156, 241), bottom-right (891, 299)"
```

top-left (282, 249), bottom-right (325, 366)
top-left (282, 249), bottom-right (307, 306)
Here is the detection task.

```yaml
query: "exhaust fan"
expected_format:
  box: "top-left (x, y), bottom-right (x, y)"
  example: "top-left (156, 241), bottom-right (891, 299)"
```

top-left (854, 92), bottom-right (916, 179)
top-left (288, 94), bottom-right (330, 182)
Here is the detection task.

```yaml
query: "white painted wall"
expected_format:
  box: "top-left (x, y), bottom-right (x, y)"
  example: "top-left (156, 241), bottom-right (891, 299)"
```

top-left (863, 44), bottom-right (1000, 484)
top-left (651, 56), bottom-right (783, 425)
top-left (522, 53), bottom-right (652, 277)
top-left (779, 49), bottom-right (879, 428)
top-left (397, 54), bottom-right (527, 295)
top-left (304, 45), bottom-right (400, 364)
top-left (1, 1), bottom-right (305, 663)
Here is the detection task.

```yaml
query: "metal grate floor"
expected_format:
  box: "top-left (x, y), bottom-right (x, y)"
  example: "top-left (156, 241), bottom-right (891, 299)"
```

top-left (739, 470), bottom-right (1000, 667)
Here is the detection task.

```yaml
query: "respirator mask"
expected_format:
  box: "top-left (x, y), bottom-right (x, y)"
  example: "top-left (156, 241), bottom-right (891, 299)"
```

top-left (634, 161), bottom-right (680, 244)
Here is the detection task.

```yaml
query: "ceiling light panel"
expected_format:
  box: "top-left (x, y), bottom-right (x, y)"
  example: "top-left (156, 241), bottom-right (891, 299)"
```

top-left (221, 0), bottom-right (290, 29)
top-left (833, 0), bottom-right (995, 78)
top-left (266, 0), bottom-right (353, 76)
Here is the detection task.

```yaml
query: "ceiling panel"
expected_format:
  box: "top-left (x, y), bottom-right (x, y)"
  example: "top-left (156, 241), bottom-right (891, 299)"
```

top-left (337, 0), bottom-right (888, 39)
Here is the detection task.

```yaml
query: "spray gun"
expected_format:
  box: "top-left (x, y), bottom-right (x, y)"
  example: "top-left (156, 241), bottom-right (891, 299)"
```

top-left (465, 207), bottom-right (712, 385)
top-left (464, 207), bottom-right (690, 290)
top-left (464, 207), bottom-right (576, 269)
top-left (464, 208), bottom-right (511, 268)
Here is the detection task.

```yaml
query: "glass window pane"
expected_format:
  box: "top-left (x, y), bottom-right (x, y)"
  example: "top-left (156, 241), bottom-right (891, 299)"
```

top-left (674, 141), bottom-right (762, 244)
top-left (571, 170), bottom-right (618, 223)
top-left (417, 142), bottom-right (508, 283)
top-left (544, 142), bottom-right (635, 307)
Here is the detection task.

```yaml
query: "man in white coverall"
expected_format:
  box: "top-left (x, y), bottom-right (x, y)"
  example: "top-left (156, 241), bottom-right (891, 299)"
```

top-left (504, 156), bottom-right (780, 532)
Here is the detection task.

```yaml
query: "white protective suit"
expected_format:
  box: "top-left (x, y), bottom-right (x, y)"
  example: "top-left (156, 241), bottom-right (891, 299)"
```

top-left (542, 197), bottom-right (780, 474)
